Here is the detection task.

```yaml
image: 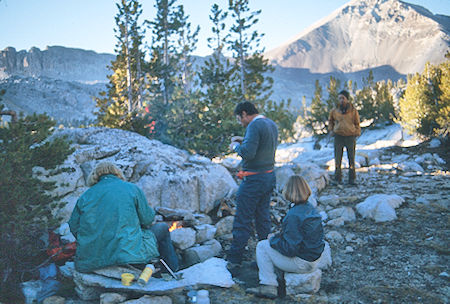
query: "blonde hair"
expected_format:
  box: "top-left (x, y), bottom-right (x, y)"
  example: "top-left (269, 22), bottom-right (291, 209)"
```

top-left (282, 175), bottom-right (312, 204)
top-left (87, 161), bottom-right (125, 186)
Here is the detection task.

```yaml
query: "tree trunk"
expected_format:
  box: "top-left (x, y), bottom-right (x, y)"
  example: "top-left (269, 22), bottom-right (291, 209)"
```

top-left (137, 52), bottom-right (142, 109)
top-left (237, 9), bottom-right (246, 97)
top-left (125, 11), bottom-right (133, 113)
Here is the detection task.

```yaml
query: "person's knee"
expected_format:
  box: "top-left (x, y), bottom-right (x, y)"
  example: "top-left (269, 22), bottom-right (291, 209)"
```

top-left (151, 222), bottom-right (170, 239)
top-left (256, 239), bottom-right (270, 253)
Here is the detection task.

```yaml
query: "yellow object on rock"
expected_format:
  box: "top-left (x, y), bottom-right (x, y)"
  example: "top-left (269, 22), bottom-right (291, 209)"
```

top-left (121, 273), bottom-right (134, 286)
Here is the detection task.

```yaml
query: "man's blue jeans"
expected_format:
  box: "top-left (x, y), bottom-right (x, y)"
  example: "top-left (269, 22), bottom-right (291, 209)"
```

top-left (149, 223), bottom-right (179, 271)
top-left (228, 171), bottom-right (276, 264)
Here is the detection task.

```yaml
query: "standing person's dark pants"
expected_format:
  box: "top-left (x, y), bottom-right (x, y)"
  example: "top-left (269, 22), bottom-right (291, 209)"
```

top-left (228, 171), bottom-right (276, 264)
top-left (149, 223), bottom-right (179, 271)
top-left (334, 134), bottom-right (356, 183)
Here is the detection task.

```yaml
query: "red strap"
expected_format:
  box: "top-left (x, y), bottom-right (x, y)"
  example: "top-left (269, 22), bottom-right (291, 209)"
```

top-left (237, 169), bottom-right (273, 179)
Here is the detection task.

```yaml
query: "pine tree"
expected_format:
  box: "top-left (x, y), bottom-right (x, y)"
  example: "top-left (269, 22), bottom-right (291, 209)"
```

top-left (0, 104), bottom-right (73, 301)
top-left (375, 79), bottom-right (396, 123)
top-left (436, 52), bottom-right (450, 136)
top-left (95, 0), bottom-right (147, 130)
top-left (226, 0), bottom-right (294, 141)
top-left (227, 0), bottom-right (274, 105)
top-left (325, 75), bottom-right (341, 111)
top-left (192, 4), bottom-right (241, 157)
top-left (399, 54), bottom-right (449, 137)
top-left (354, 71), bottom-right (375, 123)
top-left (146, 0), bottom-right (187, 143)
top-left (303, 80), bottom-right (326, 134)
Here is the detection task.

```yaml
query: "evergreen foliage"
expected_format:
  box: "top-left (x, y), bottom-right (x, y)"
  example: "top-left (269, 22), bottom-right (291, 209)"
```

top-left (302, 72), bottom-right (398, 137)
top-left (225, 0), bottom-right (294, 143)
top-left (94, 0), bottom-right (295, 158)
top-left (95, 0), bottom-right (147, 131)
top-left (188, 4), bottom-right (242, 157)
top-left (0, 103), bottom-right (73, 302)
top-left (399, 53), bottom-right (450, 137)
top-left (302, 79), bottom-right (327, 134)
top-left (354, 71), bottom-right (396, 124)
top-left (145, 0), bottom-right (193, 143)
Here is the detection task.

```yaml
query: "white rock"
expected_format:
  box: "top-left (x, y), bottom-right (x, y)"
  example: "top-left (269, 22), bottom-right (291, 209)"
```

top-left (195, 224), bottom-right (217, 244)
top-left (215, 216), bottom-right (234, 237)
top-left (285, 269), bottom-right (322, 295)
top-left (391, 154), bottom-right (409, 163)
top-left (319, 211), bottom-right (328, 222)
top-left (183, 239), bottom-right (222, 266)
top-left (170, 227), bottom-right (196, 250)
top-left (275, 166), bottom-right (295, 191)
top-left (326, 217), bottom-right (345, 227)
top-left (433, 153), bottom-right (446, 165)
top-left (217, 156), bottom-right (241, 170)
top-left (325, 231), bottom-right (343, 243)
top-left (398, 161), bottom-right (424, 172)
top-left (318, 194), bottom-right (339, 207)
top-left (46, 127), bottom-right (238, 222)
top-left (316, 241), bottom-right (332, 270)
top-left (327, 207), bottom-right (356, 222)
top-left (100, 293), bottom-right (128, 304)
top-left (356, 194), bottom-right (404, 222)
top-left (414, 153), bottom-right (433, 164)
top-left (72, 258), bottom-right (234, 297)
top-left (368, 157), bottom-right (381, 166)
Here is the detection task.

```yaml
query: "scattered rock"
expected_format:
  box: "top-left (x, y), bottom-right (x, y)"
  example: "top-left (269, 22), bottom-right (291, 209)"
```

top-left (99, 292), bottom-right (127, 304)
top-left (285, 269), bottom-right (322, 295)
top-left (356, 194), bottom-right (404, 222)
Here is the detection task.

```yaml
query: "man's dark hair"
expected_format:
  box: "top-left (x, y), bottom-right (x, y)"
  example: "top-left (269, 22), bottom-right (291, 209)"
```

top-left (338, 90), bottom-right (350, 100)
top-left (234, 102), bottom-right (259, 116)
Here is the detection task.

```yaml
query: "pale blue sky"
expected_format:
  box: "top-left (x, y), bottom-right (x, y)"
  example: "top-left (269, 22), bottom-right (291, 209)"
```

top-left (0, 0), bottom-right (448, 56)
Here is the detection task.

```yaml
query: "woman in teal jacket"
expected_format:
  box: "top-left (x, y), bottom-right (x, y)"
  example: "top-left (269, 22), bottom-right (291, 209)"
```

top-left (69, 162), bottom-right (178, 273)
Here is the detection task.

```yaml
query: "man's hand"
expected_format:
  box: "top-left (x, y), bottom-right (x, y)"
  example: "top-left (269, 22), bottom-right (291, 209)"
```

top-left (231, 136), bottom-right (244, 143)
top-left (229, 141), bottom-right (239, 151)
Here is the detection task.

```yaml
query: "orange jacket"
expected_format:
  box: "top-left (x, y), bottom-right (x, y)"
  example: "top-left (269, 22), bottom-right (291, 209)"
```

top-left (328, 104), bottom-right (361, 136)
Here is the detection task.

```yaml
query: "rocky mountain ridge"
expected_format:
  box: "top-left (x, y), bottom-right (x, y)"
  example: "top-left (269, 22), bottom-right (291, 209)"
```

top-left (1, 0), bottom-right (449, 124)
top-left (265, 0), bottom-right (450, 74)
top-left (0, 46), bottom-right (114, 82)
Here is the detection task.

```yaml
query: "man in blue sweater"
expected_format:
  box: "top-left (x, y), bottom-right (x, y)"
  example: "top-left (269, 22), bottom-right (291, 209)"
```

top-left (227, 101), bottom-right (278, 265)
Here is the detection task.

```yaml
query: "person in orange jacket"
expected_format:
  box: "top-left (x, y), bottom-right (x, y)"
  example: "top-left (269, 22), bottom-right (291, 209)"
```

top-left (328, 90), bottom-right (361, 185)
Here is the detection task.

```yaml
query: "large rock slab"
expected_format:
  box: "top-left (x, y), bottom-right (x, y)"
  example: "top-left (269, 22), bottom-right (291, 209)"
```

top-left (72, 258), bottom-right (234, 300)
top-left (45, 127), bottom-right (238, 221)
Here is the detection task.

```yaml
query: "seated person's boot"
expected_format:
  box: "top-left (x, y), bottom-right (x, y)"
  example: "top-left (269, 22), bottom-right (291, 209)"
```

top-left (246, 284), bottom-right (277, 299)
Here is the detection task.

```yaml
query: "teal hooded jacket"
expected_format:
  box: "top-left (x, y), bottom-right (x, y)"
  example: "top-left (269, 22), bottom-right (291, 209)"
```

top-left (68, 174), bottom-right (159, 272)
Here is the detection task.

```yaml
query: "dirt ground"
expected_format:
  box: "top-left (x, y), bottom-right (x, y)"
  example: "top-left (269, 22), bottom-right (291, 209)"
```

top-left (207, 139), bottom-right (450, 304)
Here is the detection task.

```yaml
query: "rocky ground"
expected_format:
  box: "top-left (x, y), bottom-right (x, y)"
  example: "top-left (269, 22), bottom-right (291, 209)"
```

top-left (208, 140), bottom-right (450, 304)
top-left (37, 140), bottom-right (450, 304)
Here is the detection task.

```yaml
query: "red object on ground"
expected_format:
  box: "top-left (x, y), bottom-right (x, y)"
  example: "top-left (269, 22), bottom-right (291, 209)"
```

top-left (46, 231), bottom-right (76, 262)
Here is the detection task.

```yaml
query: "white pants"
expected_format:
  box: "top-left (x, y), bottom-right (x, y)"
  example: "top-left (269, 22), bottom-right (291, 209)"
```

top-left (256, 239), bottom-right (318, 286)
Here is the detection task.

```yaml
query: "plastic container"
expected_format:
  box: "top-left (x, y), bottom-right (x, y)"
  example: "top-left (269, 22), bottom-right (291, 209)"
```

top-left (197, 289), bottom-right (210, 304)
top-left (187, 290), bottom-right (197, 303)
top-left (121, 273), bottom-right (134, 286)
top-left (137, 264), bottom-right (155, 287)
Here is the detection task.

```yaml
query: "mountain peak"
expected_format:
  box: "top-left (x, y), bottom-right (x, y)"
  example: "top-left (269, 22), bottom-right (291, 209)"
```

top-left (265, 0), bottom-right (449, 74)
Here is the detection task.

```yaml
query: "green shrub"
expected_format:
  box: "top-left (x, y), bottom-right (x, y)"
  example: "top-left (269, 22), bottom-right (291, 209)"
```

top-left (0, 104), bottom-right (73, 302)
top-left (399, 54), bottom-right (449, 137)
